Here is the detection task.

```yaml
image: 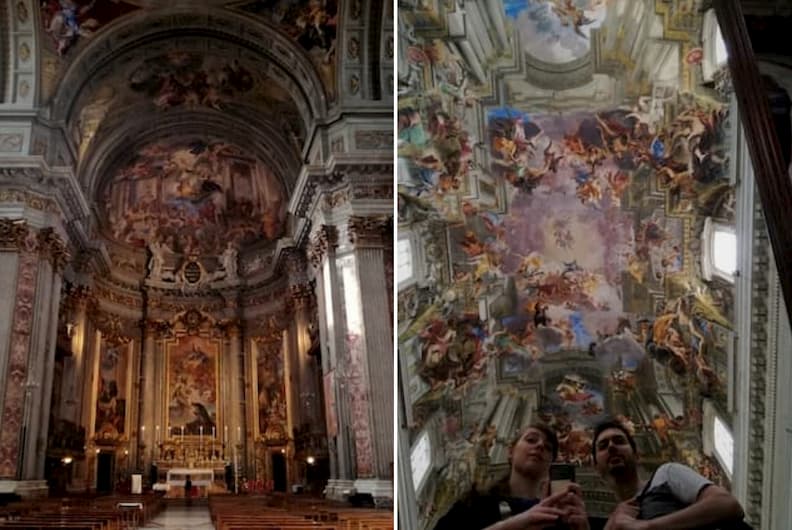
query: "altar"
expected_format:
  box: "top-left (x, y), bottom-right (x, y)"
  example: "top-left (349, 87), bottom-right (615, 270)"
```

top-left (166, 468), bottom-right (214, 487)
top-left (162, 468), bottom-right (219, 497)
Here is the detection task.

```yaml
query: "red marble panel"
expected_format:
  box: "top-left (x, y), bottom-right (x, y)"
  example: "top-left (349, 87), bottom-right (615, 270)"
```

top-left (345, 332), bottom-right (374, 478)
top-left (0, 251), bottom-right (39, 479)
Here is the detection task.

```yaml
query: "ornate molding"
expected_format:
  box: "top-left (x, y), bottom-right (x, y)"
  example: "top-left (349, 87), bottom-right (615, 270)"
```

top-left (36, 227), bottom-right (70, 271)
top-left (347, 215), bottom-right (392, 247)
top-left (745, 196), bottom-right (770, 527)
top-left (0, 189), bottom-right (59, 213)
top-left (289, 282), bottom-right (315, 309)
top-left (308, 225), bottom-right (339, 268)
top-left (0, 219), bottom-right (30, 251)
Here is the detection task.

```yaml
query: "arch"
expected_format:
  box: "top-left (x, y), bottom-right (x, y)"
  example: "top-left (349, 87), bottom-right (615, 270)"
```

top-left (48, 7), bottom-right (329, 128)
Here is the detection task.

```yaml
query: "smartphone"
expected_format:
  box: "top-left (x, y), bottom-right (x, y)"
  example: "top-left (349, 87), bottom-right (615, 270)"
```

top-left (549, 463), bottom-right (576, 495)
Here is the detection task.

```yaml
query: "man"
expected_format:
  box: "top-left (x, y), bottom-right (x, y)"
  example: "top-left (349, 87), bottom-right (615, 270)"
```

top-left (591, 419), bottom-right (744, 530)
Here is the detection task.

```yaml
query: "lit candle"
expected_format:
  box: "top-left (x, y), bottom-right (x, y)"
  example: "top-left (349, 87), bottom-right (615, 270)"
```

top-left (141, 425), bottom-right (145, 440)
top-left (181, 425), bottom-right (185, 443)
top-left (224, 425), bottom-right (228, 444)
top-left (199, 426), bottom-right (203, 447)
top-left (212, 426), bottom-right (216, 439)
top-left (156, 425), bottom-right (160, 444)
top-left (237, 426), bottom-right (241, 442)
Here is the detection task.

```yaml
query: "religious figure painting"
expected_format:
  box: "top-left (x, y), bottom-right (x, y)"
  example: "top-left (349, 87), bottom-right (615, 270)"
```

top-left (94, 341), bottom-right (128, 440)
top-left (102, 139), bottom-right (287, 255)
top-left (167, 336), bottom-right (219, 435)
top-left (40, 0), bottom-right (138, 56)
top-left (256, 345), bottom-right (287, 440)
top-left (238, 0), bottom-right (338, 99)
top-left (128, 52), bottom-right (255, 111)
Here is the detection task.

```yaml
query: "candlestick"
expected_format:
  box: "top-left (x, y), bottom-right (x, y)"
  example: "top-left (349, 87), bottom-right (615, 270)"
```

top-left (212, 426), bottom-right (216, 439)
top-left (237, 426), bottom-right (241, 443)
top-left (224, 425), bottom-right (228, 444)
top-left (181, 425), bottom-right (185, 444)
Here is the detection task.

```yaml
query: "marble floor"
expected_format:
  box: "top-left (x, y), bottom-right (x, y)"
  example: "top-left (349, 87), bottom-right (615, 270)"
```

top-left (140, 505), bottom-right (214, 529)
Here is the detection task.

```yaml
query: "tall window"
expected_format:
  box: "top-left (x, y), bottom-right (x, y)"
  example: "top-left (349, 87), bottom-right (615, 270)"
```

top-left (702, 9), bottom-right (728, 81)
top-left (411, 430), bottom-right (432, 492)
top-left (713, 413), bottom-right (734, 476)
top-left (702, 217), bottom-right (737, 282)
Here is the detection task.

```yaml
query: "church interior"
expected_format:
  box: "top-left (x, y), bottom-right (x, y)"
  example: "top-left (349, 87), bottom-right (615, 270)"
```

top-left (0, 0), bottom-right (395, 521)
top-left (397, 1), bottom-right (792, 529)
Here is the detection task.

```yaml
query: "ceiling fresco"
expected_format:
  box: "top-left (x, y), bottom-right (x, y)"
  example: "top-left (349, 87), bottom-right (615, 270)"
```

top-left (398, 0), bottom-right (737, 526)
top-left (237, 0), bottom-right (339, 100)
top-left (41, 0), bottom-right (139, 56)
top-left (100, 139), bottom-right (287, 256)
top-left (504, 0), bottom-right (607, 64)
top-left (71, 51), bottom-right (305, 160)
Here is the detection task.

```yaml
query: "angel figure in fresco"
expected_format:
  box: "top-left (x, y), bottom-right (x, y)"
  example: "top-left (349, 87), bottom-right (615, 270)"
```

top-left (551, 0), bottom-right (596, 39)
top-left (43, 0), bottom-right (99, 55)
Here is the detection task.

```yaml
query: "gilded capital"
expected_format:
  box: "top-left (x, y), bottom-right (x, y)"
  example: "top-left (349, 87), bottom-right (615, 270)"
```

top-left (37, 227), bottom-right (70, 271)
top-left (308, 225), bottom-right (338, 268)
top-left (347, 215), bottom-right (392, 247)
top-left (0, 219), bottom-right (30, 251)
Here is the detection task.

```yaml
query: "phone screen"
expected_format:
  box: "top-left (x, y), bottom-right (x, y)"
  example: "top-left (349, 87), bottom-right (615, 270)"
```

top-left (549, 463), bottom-right (576, 495)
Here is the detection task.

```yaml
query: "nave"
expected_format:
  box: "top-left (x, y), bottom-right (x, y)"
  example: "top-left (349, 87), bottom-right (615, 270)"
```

top-left (0, 494), bottom-right (393, 529)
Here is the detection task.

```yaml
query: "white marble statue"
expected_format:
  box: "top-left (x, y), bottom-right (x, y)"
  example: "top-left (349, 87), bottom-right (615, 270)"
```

top-left (217, 242), bottom-right (238, 281)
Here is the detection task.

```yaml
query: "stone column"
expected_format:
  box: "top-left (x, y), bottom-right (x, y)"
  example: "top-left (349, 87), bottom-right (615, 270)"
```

top-left (226, 321), bottom-right (247, 474)
top-left (309, 225), bottom-right (354, 499)
top-left (63, 286), bottom-right (92, 425)
top-left (0, 220), bottom-right (36, 485)
top-left (0, 221), bottom-right (68, 497)
top-left (31, 228), bottom-right (68, 480)
top-left (286, 250), bottom-right (324, 457)
top-left (139, 320), bottom-right (159, 469)
top-left (339, 215), bottom-right (393, 504)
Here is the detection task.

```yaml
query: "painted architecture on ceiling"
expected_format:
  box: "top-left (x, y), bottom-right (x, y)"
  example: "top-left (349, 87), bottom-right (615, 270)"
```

top-left (397, 0), bottom-right (762, 527)
top-left (0, 0), bottom-right (393, 503)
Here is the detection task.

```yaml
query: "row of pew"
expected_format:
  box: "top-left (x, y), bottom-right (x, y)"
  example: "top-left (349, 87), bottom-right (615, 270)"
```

top-left (0, 494), bottom-right (163, 530)
top-left (209, 494), bottom-right (393, 530)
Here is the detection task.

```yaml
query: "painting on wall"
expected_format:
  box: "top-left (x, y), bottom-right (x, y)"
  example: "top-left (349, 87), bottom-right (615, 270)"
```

top-left (166, 336), bottom-right (219, 435)
top-left (238, 0), bottom-right (338, 99)
top-left (256, 343), bottom-right (287, 441)
top-left (94, 340), bottom-right (128, 440)
top-left (101, 139), bottom-right (287, 255)
top-left (40, 0), bottom-right (138, 56)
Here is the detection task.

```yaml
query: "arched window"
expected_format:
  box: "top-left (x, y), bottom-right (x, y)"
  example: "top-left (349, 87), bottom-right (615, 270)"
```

top-left (702, 9), bottom-right (728, 82)
top-left (411, 429), bottom-right (432, 493)
top-left (702, 217), bottom-right (737, 283)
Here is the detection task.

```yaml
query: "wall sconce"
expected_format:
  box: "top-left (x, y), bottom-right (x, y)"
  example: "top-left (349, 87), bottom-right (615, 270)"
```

top-left (61, 456), bottom-right (73, 465)
top-left (306, 456), bottom-right (315, 465)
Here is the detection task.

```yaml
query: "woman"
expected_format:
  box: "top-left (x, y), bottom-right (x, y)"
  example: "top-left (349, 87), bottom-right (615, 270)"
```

top-left (436, 423), bottom-right (589, 529)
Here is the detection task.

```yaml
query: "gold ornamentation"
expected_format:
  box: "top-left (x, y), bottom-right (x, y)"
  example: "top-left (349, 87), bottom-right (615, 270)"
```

top-left (15, 1), bottom-right (28, 23)
top-left (36, 227), bottom-right (70, 271)
top-left (307, 225), bottom-right (338, 268)
top-left (349, 74), bottom-right (360, 95)
top-left (0, 219), bottom-right (29, 250)
top-left (18, 42), bottom-right (30, 62)
top-left (18, 80), bottom-right (30, 98)
top-left (347, 215), bottom-right (392, 246)
top-left (348, 37), bottom-right (360, 60)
